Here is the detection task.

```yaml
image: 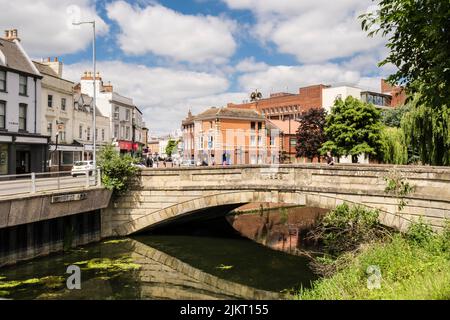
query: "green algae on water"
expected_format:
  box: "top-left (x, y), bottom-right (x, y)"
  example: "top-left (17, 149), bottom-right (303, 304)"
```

top-left (103, 239), bottom-right (130, 245)
top-left (84, 257), bottom-right (141, 272)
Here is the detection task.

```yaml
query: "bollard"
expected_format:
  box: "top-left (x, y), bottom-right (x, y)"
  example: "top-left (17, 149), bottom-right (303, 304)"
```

top-left (31, 172), bottom-right (36, 193)
top-left (85, 169), bottom-right (90, 188)
top-left (97, 168), bottom-right (101, 187)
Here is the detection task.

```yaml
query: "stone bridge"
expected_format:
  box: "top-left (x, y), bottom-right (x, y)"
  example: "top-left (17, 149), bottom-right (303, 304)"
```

top-left (101, 164), bottom-right (450, 237)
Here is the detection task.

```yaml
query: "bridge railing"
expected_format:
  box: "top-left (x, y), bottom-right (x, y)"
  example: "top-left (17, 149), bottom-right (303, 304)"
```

top-left (0, 168), bottom-right (102, 198)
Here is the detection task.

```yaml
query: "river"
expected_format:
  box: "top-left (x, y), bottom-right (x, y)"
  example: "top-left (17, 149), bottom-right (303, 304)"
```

top-left (0, 206), bottom-right (325, 300)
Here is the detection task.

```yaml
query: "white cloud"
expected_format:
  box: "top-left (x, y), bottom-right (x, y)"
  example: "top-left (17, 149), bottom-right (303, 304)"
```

top-left (223, 0), bottom-right (385, 64)
top-left (234, 57), bottom-right (268, 73)
top-left (0, 0), bottom-right (108, 56)
top-left (106, 1), bottom-right (237, 64)
top-left (63, 60), bottom-right (231, 134)
top-left (237, 64), bottom-right (361, 96)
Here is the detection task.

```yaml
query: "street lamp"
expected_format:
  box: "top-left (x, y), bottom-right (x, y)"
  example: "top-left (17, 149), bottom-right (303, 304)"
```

top-left (73, 20), bottom-right (97, 170)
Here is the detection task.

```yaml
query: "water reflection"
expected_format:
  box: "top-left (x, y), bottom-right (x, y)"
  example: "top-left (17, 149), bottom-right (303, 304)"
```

top-left (0, 233), bottom-right (316, 300)
top-left (228, 206), bottom-right (328, 256)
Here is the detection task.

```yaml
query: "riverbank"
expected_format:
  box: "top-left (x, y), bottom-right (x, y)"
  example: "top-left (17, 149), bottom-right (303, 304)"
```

top-left (297, 220), bottom-right (450, 300)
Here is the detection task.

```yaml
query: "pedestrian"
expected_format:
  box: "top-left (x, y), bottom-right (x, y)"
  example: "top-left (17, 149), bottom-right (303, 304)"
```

top-left (222, 152), bottom-right (227, 166)
top-left (326, 151), bottom-right (335, 166)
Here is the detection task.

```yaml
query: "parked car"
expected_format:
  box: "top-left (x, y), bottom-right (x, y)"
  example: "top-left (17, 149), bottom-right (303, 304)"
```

top-left (180, 159), bottom-right (196, 167)
top-left (71, 161), bottom-right (95, 177)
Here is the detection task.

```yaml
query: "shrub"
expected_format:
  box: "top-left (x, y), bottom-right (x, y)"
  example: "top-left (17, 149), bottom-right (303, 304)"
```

top-left (97, 145), bottom-right (140, 197)
top-left (311, 203), bottom-right (388, 256)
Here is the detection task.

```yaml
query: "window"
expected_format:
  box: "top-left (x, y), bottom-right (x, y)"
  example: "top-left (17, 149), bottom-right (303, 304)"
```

top-left (95, 129), bottom-right (98, 140)
top-left (0, 71), bottom-right (6, 92)
top-left (250, 135), bottom-right (256, 146)
top-left (102, 129), bottom-right (105, 141)
top-left (48, 95), bottom-right (53, 108)
top-left (19, 75), bottom-right (27, 96)
top-left (125, 126), bottom-right (130, 140)
top-left (87, 127), bottom-right (90, 141)
top-left (270, 135), bottom-right (276, 146)
top-left (251, 122), bottom-right (255, 131)
top-left (258, 136), bottom-right (263, 146)
top-left (114, 125), bottom-right (119, 138)
top-left (79, 125), bottom-right (83, 139)
top-left (19, 104), bottom-right (27, 131)
top-left (121, 126), bottom-right (125, 139)
top-left (290, 138), bottom-right (297, 146)
top-left (258, 122), bottom-right (262, 130)
top-left (61, 98), bottom-right (66, 111)
top-left (0, 101), bottom-right (5, 129)
top-left (62, 152), bottom-right (74, 165)
top-left (125, 109), bottom-right (130, 121)
top-left (114, 106), bottom-right (119, 120)
top-left (47, 121), bottom-right (53, 136)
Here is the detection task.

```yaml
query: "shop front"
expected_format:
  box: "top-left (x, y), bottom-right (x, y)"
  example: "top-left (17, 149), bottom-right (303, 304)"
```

top-left (0, 133), bottom-right (49, 175)
top-left (118, 141), bottom-right (138, 155)
top-left (48, 144), bottom-right (84, 171)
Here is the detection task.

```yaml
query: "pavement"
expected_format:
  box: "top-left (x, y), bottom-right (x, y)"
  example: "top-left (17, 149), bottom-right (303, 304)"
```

top-left (0, 174), bottom-right (96, 198)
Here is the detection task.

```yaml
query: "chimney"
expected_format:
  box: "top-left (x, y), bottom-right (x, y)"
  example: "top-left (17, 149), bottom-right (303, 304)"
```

top-left (41, 56), bottom-right (63, 78)
top-left (4, 29), bottom-right (20, 42)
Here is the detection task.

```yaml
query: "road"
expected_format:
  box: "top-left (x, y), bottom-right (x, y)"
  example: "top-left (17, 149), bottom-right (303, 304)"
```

top-left (0, 174), bottom-right (97, 198)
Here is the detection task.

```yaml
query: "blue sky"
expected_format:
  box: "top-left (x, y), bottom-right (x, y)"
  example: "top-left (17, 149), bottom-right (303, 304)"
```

top-left (1, 0), bottom-right (391, 135)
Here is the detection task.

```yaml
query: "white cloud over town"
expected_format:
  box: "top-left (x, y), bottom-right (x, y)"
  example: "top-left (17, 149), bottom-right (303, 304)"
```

top-left (222, 0), bottom-right (385, 64)
top-left (63, 60), bottom-right (231, 134)
top-left (106, 1), bottom-right (237, 64)
top-left (0, 0), bottom-right (108, 56)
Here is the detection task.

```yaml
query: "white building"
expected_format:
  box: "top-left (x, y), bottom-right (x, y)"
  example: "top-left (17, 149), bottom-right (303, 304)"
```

top-left (73, 93), bottom-right (111, 161)
top-left (0, 29), bottom-right (48, 175)
top-left (33, 58), bottom-right (81, 171)
top-left (78, 72), bottom-right (135, 154)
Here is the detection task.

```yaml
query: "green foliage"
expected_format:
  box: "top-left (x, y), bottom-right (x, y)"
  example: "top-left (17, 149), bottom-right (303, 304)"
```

top-left (401, 96), bottom-right (450, 166)
top-left (379, 127), bottom-right (408, 164)
top-left (298, 220), bottom-right (450, 300)
top-left (311, 203), bottom-right (387, 256)
top-left (98, 145), bottom-right (139, 196)
top-left (320, 97), bottom-right (383, 162)
top-left (406, 218), bottom-right (435, 247)
top-left (360, 0), bottom-right (450, 110)
top-left (384, 169), bottom-right (415, 211)
top-left (296, 108), bottom-right (327, 161)
top-left (381, 105), bottom-right (410, 128)
top-left (165, 139), bottom-right (179, 158)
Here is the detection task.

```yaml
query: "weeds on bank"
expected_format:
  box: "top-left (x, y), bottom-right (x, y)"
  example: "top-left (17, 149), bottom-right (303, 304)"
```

top-left (297, 204), bottom-right (450, 300)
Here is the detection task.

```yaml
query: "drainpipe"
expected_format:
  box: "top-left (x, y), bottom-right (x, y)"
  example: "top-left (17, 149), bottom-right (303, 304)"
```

top-left (34, 77), bottom-right (37, 133)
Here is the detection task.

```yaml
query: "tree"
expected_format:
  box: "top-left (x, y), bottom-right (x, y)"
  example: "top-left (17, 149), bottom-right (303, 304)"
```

top-left (381, 104), bottom-right (410, 128)
top-left (401, 95), bottom-right (450, 166)
top-left (379, 127), bottom-right (408, 164)
top-left (320, 97), bottom-right (383, 163)
top-left (296, 108), bottom-right (326, 162)
top-left (165, 139), bottom-right (179, 158)
top-left (360, 0), bottom-right (450, 110)
top-left (98, 145), bottom-right (139, 197)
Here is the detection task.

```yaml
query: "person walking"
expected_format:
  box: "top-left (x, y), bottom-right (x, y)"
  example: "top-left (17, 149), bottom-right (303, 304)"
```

top-left (326, 151), bottom-right (335, 166)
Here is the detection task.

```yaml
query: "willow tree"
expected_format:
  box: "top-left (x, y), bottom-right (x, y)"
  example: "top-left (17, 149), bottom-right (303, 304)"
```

top-left (321, 97), bottom-right (383, 163)
top-left (379, 127), bottom-right (408, 164)
top-left (401, 96), bottom-right (450, 166)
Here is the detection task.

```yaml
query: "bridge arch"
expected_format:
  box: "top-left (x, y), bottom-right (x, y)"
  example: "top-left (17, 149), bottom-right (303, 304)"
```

top-left (113, 190), bottom-right (312, 235)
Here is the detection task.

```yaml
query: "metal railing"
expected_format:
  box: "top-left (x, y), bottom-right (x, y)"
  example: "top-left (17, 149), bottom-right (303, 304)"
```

top-left (0, 168), bottom-right (101, 198)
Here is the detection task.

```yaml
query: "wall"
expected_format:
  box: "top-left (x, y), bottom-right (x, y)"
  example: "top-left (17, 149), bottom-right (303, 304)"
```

top-left (322, 86), bottom-right (362, 113)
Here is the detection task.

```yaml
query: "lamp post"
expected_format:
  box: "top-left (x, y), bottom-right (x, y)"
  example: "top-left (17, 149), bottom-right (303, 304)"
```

top-left (73, 20), bottom-right (97, 170)
top-left (55, 131), bottom-right (60, 172)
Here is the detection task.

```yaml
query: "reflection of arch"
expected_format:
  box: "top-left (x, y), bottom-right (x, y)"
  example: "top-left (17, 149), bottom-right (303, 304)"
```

top-left (129, 239), bottom-right (284, 300)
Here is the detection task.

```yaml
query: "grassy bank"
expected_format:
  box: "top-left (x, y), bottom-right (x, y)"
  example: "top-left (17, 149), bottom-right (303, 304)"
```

top-left (296, 205), bottom-right (450, 300)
